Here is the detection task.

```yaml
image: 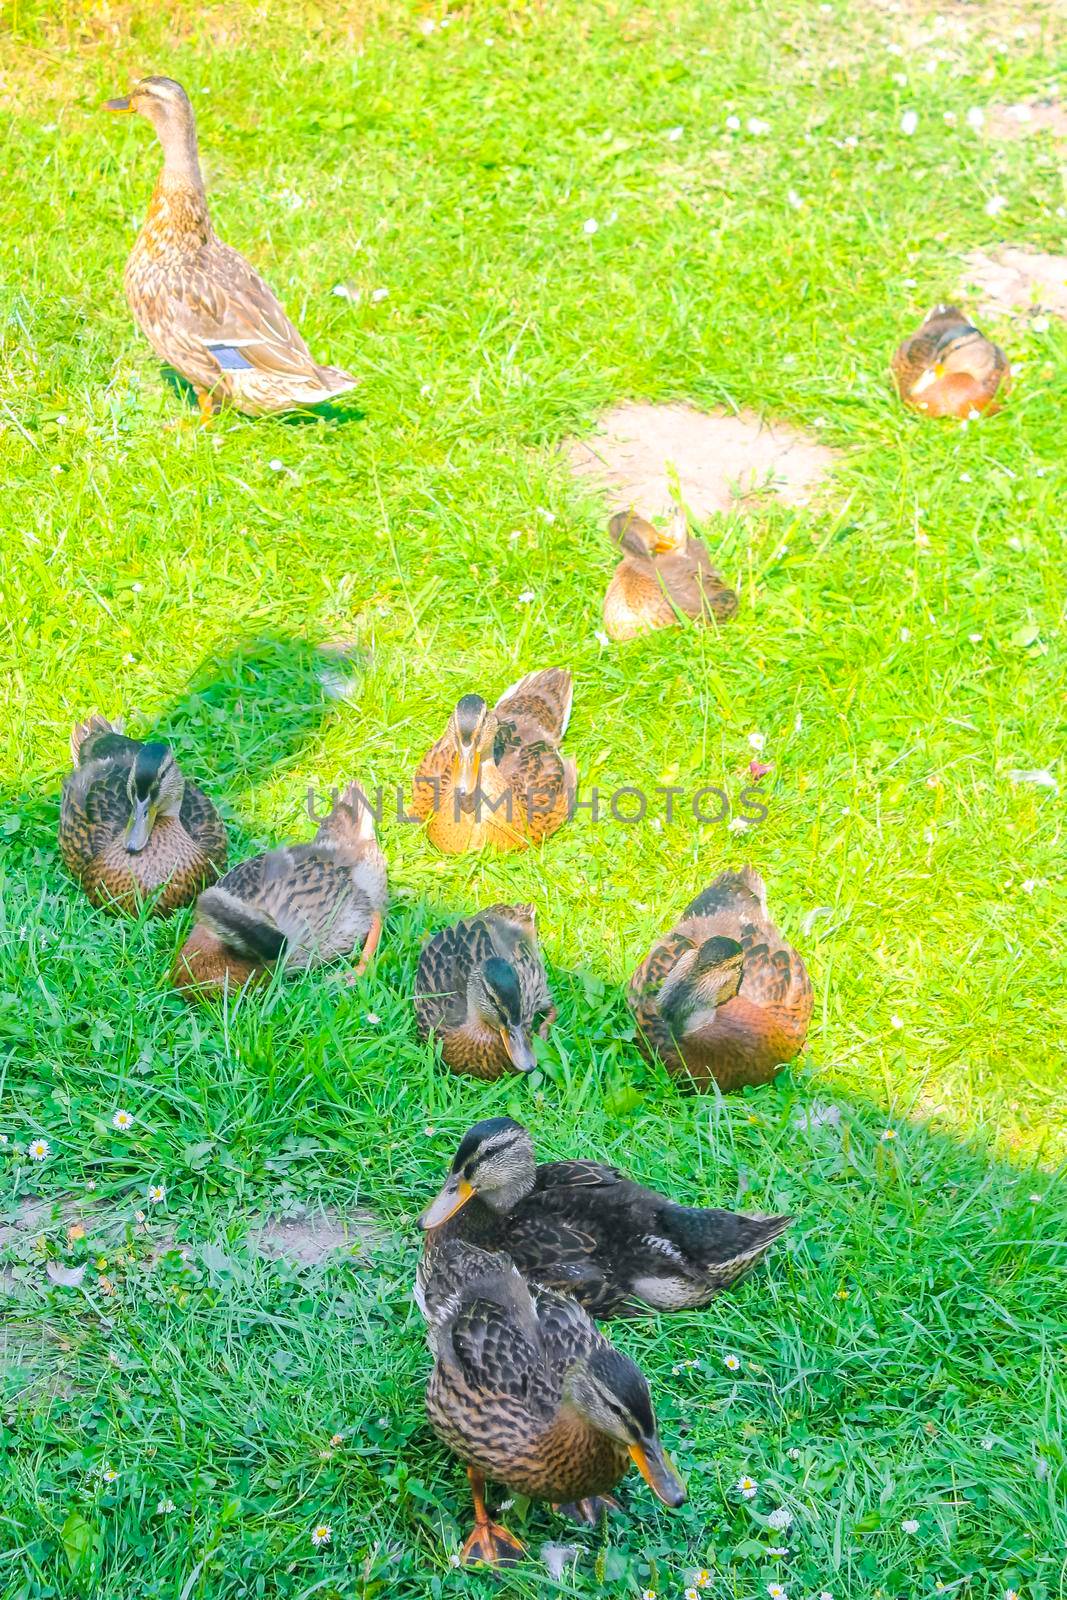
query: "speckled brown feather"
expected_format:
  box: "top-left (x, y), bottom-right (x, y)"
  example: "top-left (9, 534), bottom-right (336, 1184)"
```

top-left (603, 512), bottom-right (738, 641)
top-left (415, 905), bottom-right (552, 1079)
top-left (629, 868), bottom-right (812, 1092)
top-left (891, 305), bottom-right (1010, 419)
top-left (59, 721), bottom-right (226, 916)
top-left (419, 1242), bottom-right (631, 1503)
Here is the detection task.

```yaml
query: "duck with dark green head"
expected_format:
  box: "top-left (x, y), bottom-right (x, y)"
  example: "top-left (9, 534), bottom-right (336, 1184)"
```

top-left (59, 714), bottom-right (226, 915)
top-left (414, 904), bottom-right (556, 1079)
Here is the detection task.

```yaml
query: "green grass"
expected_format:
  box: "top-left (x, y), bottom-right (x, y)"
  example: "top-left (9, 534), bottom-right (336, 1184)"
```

top-left (1, 0), bottom-right (1065, 1595)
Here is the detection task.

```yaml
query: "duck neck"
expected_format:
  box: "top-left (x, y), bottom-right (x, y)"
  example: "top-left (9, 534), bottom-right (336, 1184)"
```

top-left (146, 114), bottom-right (212, 245)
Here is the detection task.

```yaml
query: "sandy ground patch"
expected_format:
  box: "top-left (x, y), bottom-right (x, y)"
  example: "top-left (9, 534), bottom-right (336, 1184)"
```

top-left (963, 247), bottom-right (1067, 320)
top-left (567, 401), bottom-right (835, 521)
top-left (986, 97), bottom-right (1067, 145)
top-left (248, 1209), bottom-right (390, 1266)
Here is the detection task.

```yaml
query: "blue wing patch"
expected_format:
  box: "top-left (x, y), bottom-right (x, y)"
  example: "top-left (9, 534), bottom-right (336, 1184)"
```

top-left (207, 343), bottom-right (254, 371)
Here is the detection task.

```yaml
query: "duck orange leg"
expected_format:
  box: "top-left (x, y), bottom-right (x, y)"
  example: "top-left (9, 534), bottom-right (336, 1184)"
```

top-left (196, 389), bottom-right (217, 425)
top-left (459, 1467), bottom-right (525, 1567)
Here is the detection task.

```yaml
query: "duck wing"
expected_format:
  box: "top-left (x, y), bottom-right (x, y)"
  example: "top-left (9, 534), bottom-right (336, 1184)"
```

top-left (145, 238), bottom-right (332, 383)
top-left (657, 540), bottom-right (738, 621)
top-left (415, 914), bottom-right (498, 1034)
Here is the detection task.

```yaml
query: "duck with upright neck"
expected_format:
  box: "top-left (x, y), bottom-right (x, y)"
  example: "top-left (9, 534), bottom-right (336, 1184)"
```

top-left (104, 77), bottom-right (357, 419)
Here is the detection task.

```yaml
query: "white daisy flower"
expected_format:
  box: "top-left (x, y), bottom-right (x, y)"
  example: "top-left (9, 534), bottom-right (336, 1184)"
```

top-left (365, 1013), bottom-right (381, 1026)
top-left (595, 630), bottom-right (610, 647)
top-left (667, 126), bottom-right (684, 141)
top-left (157, 1498), bottom-right (176, 1514)
top-left (148, 1184), bottom-right (165, 1204)
top-left (582, 218), bottom-right (599, 235)
top-left (881, 1129), bottom-right (897, 1142)
top-left (727, 817), bottom-right (749, 833)
top-left (28, 1138), bottom-right (50, 1162)
top-left (370, 288), bottom-right (389, 303)
top-left (767, 1506), bottom-right (793, 1530)
top-left (901, 1517), bottom-right (920, 1534)
top-left (787, 1447), bottom-right (801, 1460)
top-left (890, 1014), bottom-right (903, 1029)
top-left (112, 1109), bottom-right (135, 1132)
top-left (269, 458), bottom-right (285, 472)
top-left (738, 1475), bottom-right (759, 1499)
top-left (642, 1591), bottom-right (656, 1600)
top-left (686, 1590), bottom-right (700, 1600)
top-left (1005, 1590), bottom-right (1019, 1600)
top-left (767, 1585), bottom-right (788, 1600)
top-left (724, 1353), bottom-right (741, 1371)
top-left (768, 1546), bottom-right (789, 1556)
top-left (100, 1464), bottom-right (119, 1483)
top-left (517, 589), bottom-right (536, 604)
top-left (900, 110), bottom-right (919, 135)
top-left (747, 117), bottom-right (770, 135)
top-left (725, 115), bottom-right (741, 131)
top-left (984, 195), bottom-right (1006, 216)
top-left (310, 1524), bottom-right (332, 1547)
top-left (966, 106), bottom-right (985, 129)
top-left (821, 1592), bottom-right (834, 1599)
top-left (748, 731), bottom-right (766, 752)
top-left (695, 1575), bottom-right (712, 1590)
top-left (1031, 315), bottom-right (1049, 333)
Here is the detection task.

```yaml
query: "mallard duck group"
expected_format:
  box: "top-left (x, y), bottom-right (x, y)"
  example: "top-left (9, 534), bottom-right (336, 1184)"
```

top-left (46, 67), bottom-right (1001, 1567)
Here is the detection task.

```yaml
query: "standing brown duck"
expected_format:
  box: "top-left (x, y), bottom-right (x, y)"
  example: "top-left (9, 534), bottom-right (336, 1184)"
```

top-left (59, 715), bottom-right (226, 915)
top-left (172, 782), bottom-right (386, 997)
top-left (603, 508), bottom-right (738, 641)
top-left (892, 305), bottom-right (1010, 419)
top-left (629, 868), bottom-right (812, 1092)
top-left (412, 669), bottom-right (576, 853)
top-left (417, 1238), bottom-right (686, 1566)
top-left (414, 905), bottom-right (555, 1079)
top-left (104, 77), bottom-right (356, 419)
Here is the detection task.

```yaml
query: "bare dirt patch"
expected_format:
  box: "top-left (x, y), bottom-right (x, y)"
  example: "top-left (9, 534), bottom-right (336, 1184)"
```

top-left (986, 98), bottom-right (1067, 146)
top-left (567, 401), bottom-right (836, 522)
top-left (247, 1209), bottom-right (390, 1267)
top-left (963, 248), bottom-right (1067, 321)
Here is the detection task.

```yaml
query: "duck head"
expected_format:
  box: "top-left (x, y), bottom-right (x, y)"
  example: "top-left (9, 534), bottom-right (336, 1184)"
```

top-left (657, 935), bottom-right (744, 1026)
top-left (124, 742), bottom-right (184, 854)
top-left (419, 1116), bottom-right (537, 1228)
top-left (563, 1346), bottom-right (687, 1508)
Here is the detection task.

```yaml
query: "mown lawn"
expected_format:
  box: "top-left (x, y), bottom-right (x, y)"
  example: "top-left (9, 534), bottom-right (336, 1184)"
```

top-left (1, 1), bottom-right (1064, 1597)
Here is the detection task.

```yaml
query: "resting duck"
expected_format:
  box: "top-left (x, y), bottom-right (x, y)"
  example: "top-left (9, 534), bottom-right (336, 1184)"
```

top-left (105, 77), bottom-right (357, 419)
top-left (629, 868), bottom-right (812, 1092)
top-left (172, 781), bottom-right (386, 996)
top-left (891, 305), bottom-right (1010, 419)
top-left (412, 668), bottom-right (576, 853)
top-left (414, 906), bottom-right (555, 1079)
top-left (59, 715), bottom-right (226, 915)
top-left (420, 1117), bottom-right (793, 1317)
top-left (603, 508), bottom-right (738, 641)
top-left (417, 1238), bottom-right (686, 1566)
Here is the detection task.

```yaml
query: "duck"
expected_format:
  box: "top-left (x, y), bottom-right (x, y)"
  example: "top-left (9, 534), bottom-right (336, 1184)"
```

top-left (104, 77), bottom-right (357, 419)
top-left (172, 781), bottom-right (386, 996)
top-left (628, 868), bottom-right (812, 1093)
top-left (417, 1237), bottom-right (686, 1566)
top-left (891, 304), bottom-right (1010, 419)
top-left (603, 508), bottom-right (738, 641)
top-left (419, 1116), bottom-right (793, 1317)
top-left (414, 906), bottom-right (555, 1079)
top-left (59, 714), bottom-right (226, 915)
top-left (412, 668), bottom-right (576, 853)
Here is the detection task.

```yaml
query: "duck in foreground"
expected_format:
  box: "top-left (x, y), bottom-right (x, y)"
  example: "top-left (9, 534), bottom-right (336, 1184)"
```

top-left (417, 1238), bottom-right (686, 1565)
top-left (420, 1117), bottom-right (792, 1317)
top-left (412, 668), bottom-right (576, 852)
top-left (59, 715), bottom-right (226, 915)
top-left (172, 781), bottom-right (386, 996)
top-left (603, 508), bottom-right (738, 641)
top-left (414, 906), bottom-right (555, 1079)
top-left (629, 868), bottom-right (812, 1093)
top-left (891, 304), bottom-right (1009, 419)
top-left (105, 77), bottom-right (357, 419)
